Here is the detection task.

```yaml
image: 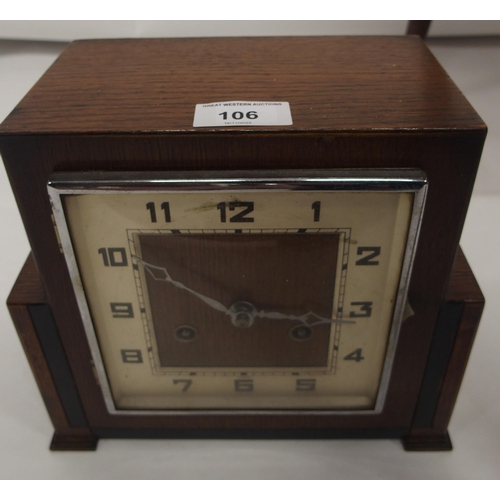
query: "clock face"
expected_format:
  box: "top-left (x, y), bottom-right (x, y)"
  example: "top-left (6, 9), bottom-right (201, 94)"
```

top-left (48, 170), bottom-right (426, 414)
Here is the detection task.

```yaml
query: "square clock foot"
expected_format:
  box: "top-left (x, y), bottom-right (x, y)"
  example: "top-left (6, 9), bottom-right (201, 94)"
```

top-left (50, 431), bottom-right (99, 451)
top-left (402, 432), bottom-right (453, 452)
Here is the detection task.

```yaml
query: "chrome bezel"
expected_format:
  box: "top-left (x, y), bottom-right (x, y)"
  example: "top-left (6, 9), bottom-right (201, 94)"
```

top-left (48, 169), bottom-right (427, 416)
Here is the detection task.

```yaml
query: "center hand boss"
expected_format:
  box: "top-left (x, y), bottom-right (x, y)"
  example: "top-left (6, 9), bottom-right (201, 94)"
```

top-left (133, 256), bottom-right (355, 328)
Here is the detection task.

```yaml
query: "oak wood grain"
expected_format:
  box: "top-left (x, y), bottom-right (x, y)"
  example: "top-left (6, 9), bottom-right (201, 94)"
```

top-left (403, 248), bottom-right (484, 450)
top-left (0, 37), bottom-right (485, 135)
top-left (433, 248), bottom-right (484, 433)
top-left (7, 254), bottom-right (97, 450)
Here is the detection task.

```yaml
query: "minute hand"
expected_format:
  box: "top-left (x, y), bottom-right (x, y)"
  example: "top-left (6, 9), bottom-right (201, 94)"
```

top-left (133, 256), bottom-right (355, 327)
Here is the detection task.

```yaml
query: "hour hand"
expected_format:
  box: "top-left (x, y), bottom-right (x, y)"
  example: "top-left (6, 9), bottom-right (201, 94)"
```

top-left (134, 256), bottom-right (355, 328)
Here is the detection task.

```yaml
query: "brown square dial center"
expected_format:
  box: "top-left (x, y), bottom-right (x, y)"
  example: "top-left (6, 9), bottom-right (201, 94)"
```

top-left (139, 232), bottom-right (339, 368)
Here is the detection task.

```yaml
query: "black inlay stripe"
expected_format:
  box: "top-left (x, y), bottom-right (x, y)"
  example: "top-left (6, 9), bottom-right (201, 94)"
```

top-left (412, 302), bottom-right (464, 427)
top-left (28, 305), bottom-right (88, 428)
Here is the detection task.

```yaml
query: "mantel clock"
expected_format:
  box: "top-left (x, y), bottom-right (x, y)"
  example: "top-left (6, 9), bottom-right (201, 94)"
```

top-left (0, 37), bottom-right (486, 451)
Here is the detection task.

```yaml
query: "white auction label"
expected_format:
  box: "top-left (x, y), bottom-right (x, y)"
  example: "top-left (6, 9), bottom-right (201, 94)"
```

top-left (193, 101), bottom-right (293, 127)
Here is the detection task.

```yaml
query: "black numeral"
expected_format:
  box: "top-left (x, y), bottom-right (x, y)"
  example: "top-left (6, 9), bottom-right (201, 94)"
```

top-left (98, 247), bottom-right (128, 267)
top-left (230, 202), bottom-right (254, 222)
top-left (355, 247), bottom-right (381, 266)
top-left (110, 303), bottom-right (134, 318)
top-left (173, 379), bottom-right (192, 392)
top-left (146, 201), bottom-right (171, 223)
top-left (296, 379), bottom-right (316, 391)
top-left (311, 201), bottom-right (321, 222)
top-left (216, 202), bottom-right (227, 222)
top-left (343, 348), bottom-right (365, 362)
top-left (146, 201), bottom-right (156, 222)
top-left (217, 201), bottom-right (254, 223)
top-left (121, 349), bottom-right (143, 363)
top-left (349, 301), bottom-right (373, 318)
top-left (235, 379), bottom-right (254, 392)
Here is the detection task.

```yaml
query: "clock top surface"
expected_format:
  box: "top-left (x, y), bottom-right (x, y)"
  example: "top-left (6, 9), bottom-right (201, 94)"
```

top-left (0, 36), bottom-right (485, 135)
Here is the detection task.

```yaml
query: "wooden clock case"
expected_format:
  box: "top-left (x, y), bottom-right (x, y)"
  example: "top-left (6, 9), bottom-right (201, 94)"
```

top-left (0, 37), bottom-right (486, 451)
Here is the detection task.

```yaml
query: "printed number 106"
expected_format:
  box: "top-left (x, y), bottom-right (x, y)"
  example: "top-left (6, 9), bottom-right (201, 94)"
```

top-left (219, 111), bottom-right (257, 120)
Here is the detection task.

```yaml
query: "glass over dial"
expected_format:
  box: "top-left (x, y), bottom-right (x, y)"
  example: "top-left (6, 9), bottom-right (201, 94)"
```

top-left (48, 170), bottom-right (426, 414)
